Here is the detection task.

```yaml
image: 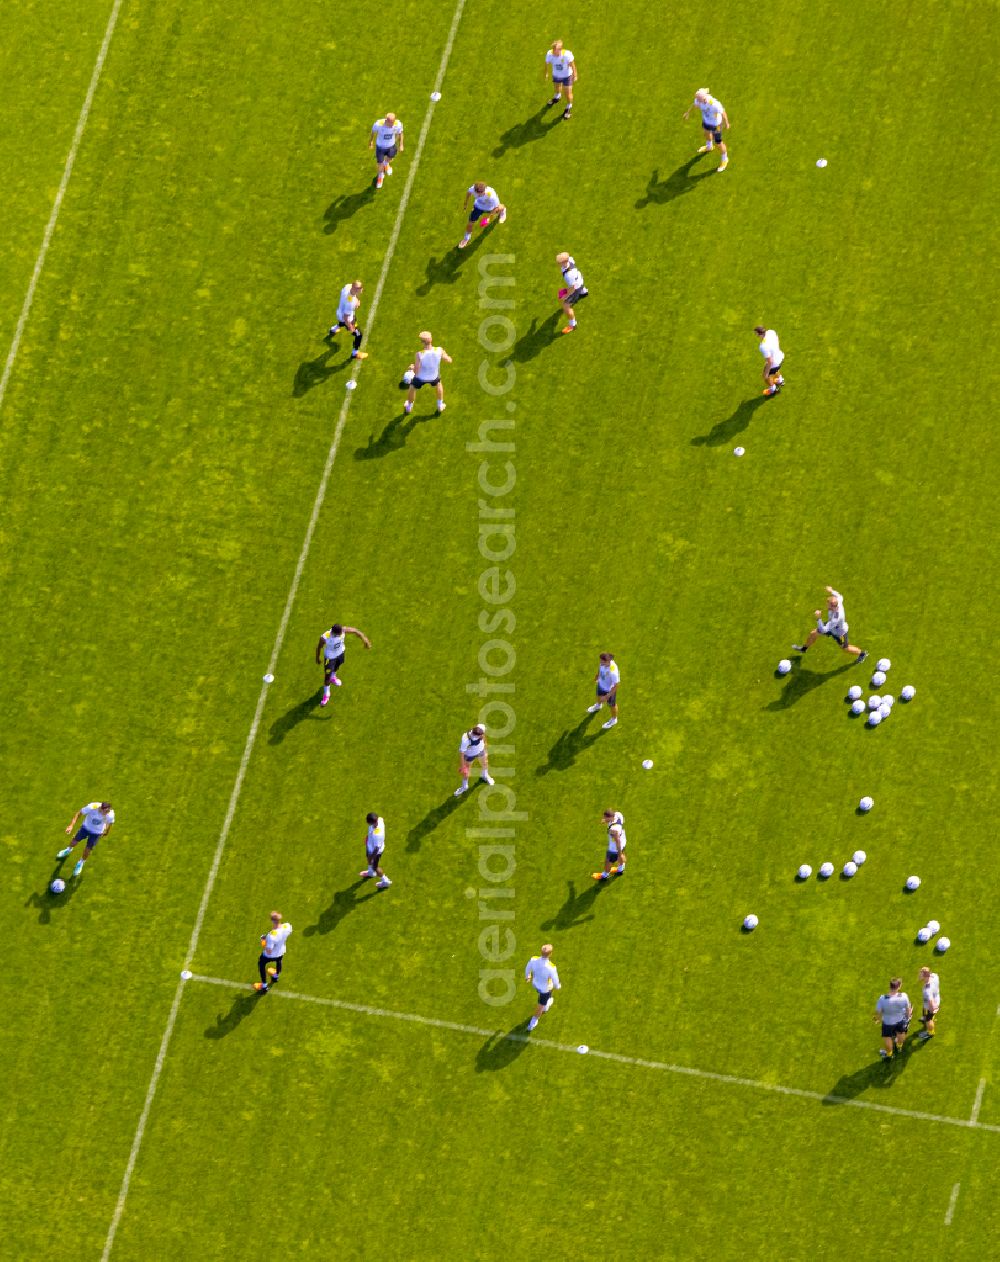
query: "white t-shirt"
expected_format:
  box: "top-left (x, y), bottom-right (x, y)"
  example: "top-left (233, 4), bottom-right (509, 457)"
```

top-left (818, 590), bottom-right (848, 637)
top-left (321, 628), bottom-right (346, 660)
top-left (607, 813), bottom-right (627, 850)
top-left (876, 992), bottom-right (910, 1023)
top-left (561, 259), bottom-right (586, 293)
top-left (81, 803), bottom-right (114, 835)
top-left (759, 329), bottom-right (784, 368)
top-left (372, 118), bottom-right (403, 148)
top-left (460, 730), bottom-right (486, 759)
top-left (922, 973), bottom-right (940, 1009)
top-left (598, 660), bottom-right (620, 692)
top-left (525, 956), bottom-right (561, 993)
top-left (546, 48), bottom-right (574, 78)
top-left (416, 346), bottom-right (443, 381)
top-left (337, 284), bottom-right (359, 323)
top-left (697, 95), bottom-right (725, 126)
top-left (470, 185), bottom-right (500, 212)
top-left (263, 923), bottom-right (293, 958)
top-left (366, 817), bottom-right (385, 853)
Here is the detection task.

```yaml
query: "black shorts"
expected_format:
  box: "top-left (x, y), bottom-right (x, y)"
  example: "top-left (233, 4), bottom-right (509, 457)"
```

top-left (597, 685), bottom-right (617, 704)
top-left (820, 630), bottom-right (848, 649)
top-left (323, 652), bottom-right (345, 676)
top-left (767, 364), bottom-right (784, 378)
top-left (375, 144), bottom-right (397, 163)
top-left (605, 849), bottom-right (624, 865)
top-left (922, 1006), bottom-right (939, 1023)
top-left (412, 376), bottom-right (441, 389)
top-left (469, 205), bottom-right (493, 223)
top-left (535, 990), bottom-right (554, 1007)
top-left (366, 848), bottom-right (383, 867)
top-left (881, 1020), bottom-right (907, 1039)
top-left (565, 288), bottom-right (589, 307)
top-left (552, 75), bottom-right (573, 86)
top-left (703, 124), bottom-right (723, 144)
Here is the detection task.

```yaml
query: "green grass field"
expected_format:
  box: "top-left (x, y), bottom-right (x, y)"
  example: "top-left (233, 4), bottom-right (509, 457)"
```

top-left (3, 1), bottom-right (997, 1258)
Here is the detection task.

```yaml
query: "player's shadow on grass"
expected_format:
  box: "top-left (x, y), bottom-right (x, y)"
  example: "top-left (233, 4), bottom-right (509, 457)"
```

top-left (322, 186), bottom-right (376, 235)
top-left (765, 660), bottom-right (856, 712)
top-left (416, 231), bottom-right (490, 297)
top-left (293, 347), bottom-right (352, 398)
top-left (536, 714), bottom-right (604, 776)
top-left (540, 880), bottom-right (600, 931)
top-left (823, 1045), bottom-right (914, 1100)
top-left (475, 1024), bottom-right (532, 1071)
top-left (691, 395), bottom-right (770, 448)
top-left (510, 312), bottom-right (561, 363)
top-left (269, 690), bottom-right (328, 744)
top-left (406, 793), bottom-right (466, 853)
top-left (634, 157), bottom-right (714, 209)
top-left (354, 411), bottom-right (430, 460)
top-left (302, 878), bottom-right (374, 937)
top-left (204, 991), bottom-right (262, 1040)
top-left (493, 105), bottom-right (561, 158)
top-left (24, 867), bottom-right (82, 924)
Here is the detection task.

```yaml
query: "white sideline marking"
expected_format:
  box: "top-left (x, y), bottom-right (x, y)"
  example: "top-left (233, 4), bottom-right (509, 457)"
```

top-left (970, 1077), bottom-right (986, 1124)
top-left (944, 1181), bottom-right (961, 1225)
top-left (188, 974), bottom-right (1000, 1138)
top-left (0, 0), bottom-right (124, 420)
top-left (100, 3), bottom-right (468, 1256)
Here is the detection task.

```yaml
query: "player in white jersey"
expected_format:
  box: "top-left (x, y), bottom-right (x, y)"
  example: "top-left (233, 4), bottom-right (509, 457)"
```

top-left (555, 252), bottom-right (589, 334)
top-left (369, 113), bottom-right (404, 189)
top-left (315, 621), bottom-right (372, 706)
top-left (57, 800), bottom-right (115, 878)
top-left (587, 652), bottom-right (620, 728)
top-left (874, 977), bottom-right (912, 1060)
top-left (544, 39), bottom-right (578, 120)
top-left (458, 182), bottom-right (507, 249)
top-left (455, 724), bottom-right (496, 796)
top-left (525, 944), bottom-right (561, 1030)
top-left (917, 966), bottom-right (940, 1040)
top-left (254, 910), bottom-right (292, 992)
top-left (326, 279), bottom-right (368, 360)
top-left (791, 586), bottom-right (868, 663)
top-left (754, 325), bottom-right (785, 396)
top-left (683, 88), bottom-right (730, 172)
top-left (359, 812), bottom-right (391, 889)
top-left (594, 809), bottom-right (627, 881)
top-left (404, 331), bottom-right (452, 415)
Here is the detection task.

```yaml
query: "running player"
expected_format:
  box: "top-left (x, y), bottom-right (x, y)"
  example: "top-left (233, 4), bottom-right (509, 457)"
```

top-left (359, 812), bottom-right (391, 889)
top-left (404, 331), bottom-right (452, 415)
top-left (544, 40), bottom-right (578, 120)
top-left (525, 945), bottom-right (561, 1030)
top-left (454, 724), bottom-right (496, 796)
top-left (556, 252), bottom-right (588, 334)
top-left (315, 622), bottom-right (372, 706)
top-left (593, 809), bottom-right (627, 881)
top-left (792, 587), bottom-right (869, 664)
top-left (57, 800), bottom-right (115, 879)
top-left (754, 325), bottom-right (785, 395)
top-left (683, 88), bottom-right (730, 172)
top-left (587, 652), bottom-right (620, 728)
top-left (369, 113), bottom-right (404, 189)
top-left (458, 182), bottom-right (507, 249)
top-left (326, 279), bottom-right (368, 360)
top-left (254, 911), bottom-right (292, 993)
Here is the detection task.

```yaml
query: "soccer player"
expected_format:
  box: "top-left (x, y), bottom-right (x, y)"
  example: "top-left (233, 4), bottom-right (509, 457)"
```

top-left (593, 809), bottom-right (627, 881)
top-left (326, 279), bottom-right (368, 360)
top-left (404, 331), bottom-right (452, 415)
top-left (525, 944), bottom-right (561, 1030)
top-left (544, 39), bottom-right (577, 120)
top-left (369, 113), bottom-right (404, 190)
top-left (792, 586), bottom-right (869, 664)
top-left (556, 252), bottom-right (589, 334)
top-left (255, 911), bottom-right (292, 993)
top-left (458, 182), bottom-right (507, 249)
top-left (454, 723), bottom-right (496, 796)
top-left (56, 800), bottom-right (115, 879)
top-left (683, 88), bottom-right (730, 172)
top-left (917, 966), bottom-right (941, 1041)
top-left (315, 621), bottom-right (372, 707)
top-left (359, 811), bottom-right (392, 889)
top-left (754, 325), bottom-right (785, 396)
top-left (874, 977), bottom-right (912, 1060)
top-left (586, 652), bottom-right (620, 728)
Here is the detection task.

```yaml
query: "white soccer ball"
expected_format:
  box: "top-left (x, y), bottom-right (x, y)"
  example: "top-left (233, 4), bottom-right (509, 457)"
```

top-left (936, 936), bottom-right (951, 953)
top-left (819, 862), bottom-right (834, 878)
top-left (851, 699), bottom-right (866, 715)
top-left (733, 446), bottom-right (745, 457)
top-left (642, 759), bottom-right (654, 770)
top-left (743, 914), bottom-right (759, 931)
top-left (882, 694), bottom-right (895, 709)
top-left (871, 671), bottom-right (886, 687)
top-left (927, 919), bottom-right (940, 935)
top-left (843, 861), bottom-right (858, 878)
top-left (867, 711), bottom-right (882, 727)
top-left (877, 658), bottom-right (891, 672)
top-left (906, 875), bottom-right (921, 891)
top-left (901, 685), bottom-right (915, 701)
top-left (859, 795), bottom-right (874, 812)
top-left (916, 927), bottom-right (932, 944)
top-left (879, 704), bottom-right (891, 720)
top-left (797, 864), bottom-right (812, 879)
top-left (853, 850), bottom-right (867, 865)
top-left (777, 658), bottom-right (792, 676)
top-left (402, 369), bottom-right (415, 385)
top-left (868, 695), bottom-right (882, 710)
top-left (816, 158), bottom-right (828, 168)
top-left (848, 685), bottom-right (863, 701)
top-left (50, 878), bottom-right (66, 895)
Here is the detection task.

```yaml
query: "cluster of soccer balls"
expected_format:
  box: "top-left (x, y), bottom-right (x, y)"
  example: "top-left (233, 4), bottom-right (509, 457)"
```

top-left (775, 656), bottom-right (917, 730)
top-left (916, 920), bottom-right (951, 952)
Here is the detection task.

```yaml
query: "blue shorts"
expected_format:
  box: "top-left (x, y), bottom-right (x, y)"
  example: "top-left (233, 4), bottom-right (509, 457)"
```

top-left (596, 684), bottom-right (617, 702)
top-left (413, 376), bottom-right (441, 389)
top-left (552, 75), bottom-right (572, 86)
top-left (469, 204), bottom-right (493, 222)
top-left (375, 144), bottom-right (397, 163)
top-left (74, 826), bottom-right (102, 849)
top-left (366, 848), bottom-right (383, 866)
top-left (703, 123), bottom-right (723, 144)
top-left (605, 849), bottom-right (624, 865)
top-left (820, 630), bottom-right (849, 648)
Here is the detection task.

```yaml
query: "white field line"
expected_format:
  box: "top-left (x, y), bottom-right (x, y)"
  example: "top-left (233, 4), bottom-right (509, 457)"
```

top-left (0, 0), bottom-right (124, 419)
top-left (100, 4), bottom-right (469, 1256)
top-left (188, 974), bottom-right (1000, 1138)
top-left (970, 1077), bottom-right (987, 1124)
top-left (944, 1181), bottom-right (961, 1226)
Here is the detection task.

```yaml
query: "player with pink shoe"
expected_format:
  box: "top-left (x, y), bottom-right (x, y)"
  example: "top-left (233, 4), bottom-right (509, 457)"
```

top-left (458, 182), bottom-right (507, 248)
top-left (315, 621), bottom-right (371, 706)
